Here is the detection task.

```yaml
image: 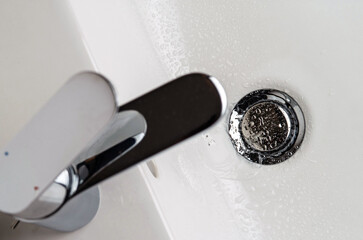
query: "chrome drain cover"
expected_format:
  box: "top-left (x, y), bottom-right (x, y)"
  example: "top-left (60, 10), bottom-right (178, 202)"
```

top-left (228, 89), bottom-right (305, 165)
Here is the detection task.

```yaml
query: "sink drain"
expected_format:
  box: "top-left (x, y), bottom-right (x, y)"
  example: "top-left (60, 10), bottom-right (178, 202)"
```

top-left (228, 89), bottom-right (305, 165)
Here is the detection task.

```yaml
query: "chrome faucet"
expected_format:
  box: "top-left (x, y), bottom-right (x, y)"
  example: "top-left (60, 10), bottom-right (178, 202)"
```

top-left (0, 72), bottom-right (226, 231)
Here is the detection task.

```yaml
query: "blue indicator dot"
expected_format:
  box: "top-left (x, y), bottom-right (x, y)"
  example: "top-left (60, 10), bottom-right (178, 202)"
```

top-left (4, 151), bottom-right (9, 156)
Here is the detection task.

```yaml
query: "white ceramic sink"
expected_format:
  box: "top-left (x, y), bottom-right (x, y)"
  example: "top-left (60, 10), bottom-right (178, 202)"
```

top-left (2, 0), bottom-right (363, 239)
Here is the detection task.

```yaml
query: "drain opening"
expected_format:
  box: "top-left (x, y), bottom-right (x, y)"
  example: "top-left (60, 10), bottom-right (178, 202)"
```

top-left (228, 89), bottom-right (305, 165)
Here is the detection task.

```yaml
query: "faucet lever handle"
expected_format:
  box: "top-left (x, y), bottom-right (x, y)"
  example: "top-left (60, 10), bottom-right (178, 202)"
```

top-left (76, 73), bottom-right (226, 194)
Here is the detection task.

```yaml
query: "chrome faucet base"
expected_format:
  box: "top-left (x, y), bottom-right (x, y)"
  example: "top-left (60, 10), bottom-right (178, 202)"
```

top-left (20, 186), bottom-right (100, 232)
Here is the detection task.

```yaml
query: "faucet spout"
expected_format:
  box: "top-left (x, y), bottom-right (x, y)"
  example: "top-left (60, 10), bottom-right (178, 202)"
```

top-left (0, 72), bottom-right (227, 231)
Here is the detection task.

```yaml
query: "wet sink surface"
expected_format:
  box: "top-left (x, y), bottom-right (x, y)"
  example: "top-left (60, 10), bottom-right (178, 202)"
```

top-left (2, 0), bottom-right (363, 239)
top-left (73, 0), bottom-right (363, 239)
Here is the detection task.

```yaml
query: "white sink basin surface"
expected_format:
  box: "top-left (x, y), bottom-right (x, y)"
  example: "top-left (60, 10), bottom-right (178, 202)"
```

top-left (1, 0), bottom-right (363, 239)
